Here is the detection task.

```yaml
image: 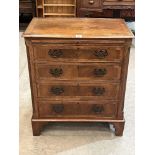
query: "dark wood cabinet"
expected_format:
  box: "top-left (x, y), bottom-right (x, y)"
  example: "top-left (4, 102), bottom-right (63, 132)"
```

top-left (77, 0), bottom-right (135, 20)
top-left (23, 18), bottom-right (134, 136)
top-left (19, 0), bottom-right (36, 29)
top-left (34, 0), bottom-right (135, 20)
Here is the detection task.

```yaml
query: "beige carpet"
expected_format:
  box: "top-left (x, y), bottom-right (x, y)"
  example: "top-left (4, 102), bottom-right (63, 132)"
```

top-left (19, 32), bottom-right (135, 155)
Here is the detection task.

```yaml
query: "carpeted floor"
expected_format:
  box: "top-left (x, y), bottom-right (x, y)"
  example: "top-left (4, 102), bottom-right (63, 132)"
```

top-left (19, 32), bottom-right (135, 155)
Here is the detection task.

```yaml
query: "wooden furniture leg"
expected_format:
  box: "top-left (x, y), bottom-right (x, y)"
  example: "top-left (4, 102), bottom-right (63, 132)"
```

top-left (112, 122), bottom-right (125, 136)
top-left (31, 121), bottom-right (48, 136)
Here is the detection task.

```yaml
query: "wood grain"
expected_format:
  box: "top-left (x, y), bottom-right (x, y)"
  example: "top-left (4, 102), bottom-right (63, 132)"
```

top-left (23, 18), bottom-right (134, 38)
top-left (33, 45), bottom-right (124, 62)
top-left (38, 101), bottom-right (117, 118)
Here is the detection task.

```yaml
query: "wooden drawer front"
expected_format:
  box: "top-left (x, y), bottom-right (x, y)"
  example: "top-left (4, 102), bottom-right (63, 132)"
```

top-left (38, 101), bottom-right (117, 118)
top-left (78, 47), bottom-right (123, 62)
top-left (38, 83), bottom-right (78, 97)
top-left (33, 46), bottom-right (78, 61)
top-left (36, 63), bottom-right (121, 81)
top-left (78, 83), bottom-right (119, 99)
top-left (78, 102), bottom-right (116, 117)
top-left (81, 0), bottom-right (102, 9)
top-left (78, 64), bottom-right (121, 80)
top-left (36, 64), bottom-right (77, 80)
top-left (37, 83), bottom-right (119, 99)
top-left (78, 10), bottom-right (113, 18)
top-left (39, 102), bottom-right (78, 118)
top-left (34, 46), bottom-right (123, 62)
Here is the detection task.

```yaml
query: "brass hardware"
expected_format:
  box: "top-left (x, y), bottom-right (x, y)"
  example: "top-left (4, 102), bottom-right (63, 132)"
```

top-left (49, 68), bottom-right (63, 77)
top-left (85, 11), bottom-right (92, 17)
top-left (48, 49), bottom-right (63, 58)
top-left (94, 49), bottom-right (108, 58)
top-left (52, 104), bottom-right (64, 113)
top-left (92, 105), bottom-right (104, 114)
top-left (94, 68), bottom-right (107, 77)
top-left (92, 87), bottom-right (105, 96)
top-left (51, 87), bottom-right (64, 95)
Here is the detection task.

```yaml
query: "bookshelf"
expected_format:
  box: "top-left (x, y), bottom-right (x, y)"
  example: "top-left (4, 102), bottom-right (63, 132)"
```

top-left (36, 0), bottom-right (76, 17)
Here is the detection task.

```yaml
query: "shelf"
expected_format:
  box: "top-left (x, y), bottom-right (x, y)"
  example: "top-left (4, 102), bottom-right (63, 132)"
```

top-left (36, 0), bottom-right (76, 17)
top-left (44, 4), bottom-right (75, 7)
top-left (44, 13), bottom-right (75, 16)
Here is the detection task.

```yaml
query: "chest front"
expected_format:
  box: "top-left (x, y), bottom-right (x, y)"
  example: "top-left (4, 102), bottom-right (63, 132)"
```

top-left (24, 18), bottom-right (133, 136)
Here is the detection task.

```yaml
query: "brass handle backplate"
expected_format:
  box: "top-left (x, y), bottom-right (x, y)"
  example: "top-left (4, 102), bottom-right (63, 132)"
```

top-left (48, 49), bottom-right (63, 58)
top-left (94, 68), bottom-right (107, 77)
top-left (85, 11), bottom-right (93, 17)
top-left (49, 68), bottom-right (63, 77)
top-left (51, 87), bottom-right (64, 95)
top-left (94, 49), bottom-right (108, 58)
top-left (92, 105), bottom-right (104, 114)
top-left (52, 104), bottom-right (64, 113)
top-left (92, 87), bottom-right (105, 96)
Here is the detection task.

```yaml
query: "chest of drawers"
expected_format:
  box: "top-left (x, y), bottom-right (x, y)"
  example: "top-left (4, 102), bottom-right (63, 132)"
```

top-left (23, 18), bottom-right (133, 136)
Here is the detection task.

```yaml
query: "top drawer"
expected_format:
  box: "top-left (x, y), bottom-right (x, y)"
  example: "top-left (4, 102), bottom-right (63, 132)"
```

top-left (33, 45), bottom-right (124, 62)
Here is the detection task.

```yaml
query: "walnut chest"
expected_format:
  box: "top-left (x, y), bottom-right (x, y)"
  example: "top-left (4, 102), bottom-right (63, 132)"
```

top-left (23, 18), bottom-right (133, 136)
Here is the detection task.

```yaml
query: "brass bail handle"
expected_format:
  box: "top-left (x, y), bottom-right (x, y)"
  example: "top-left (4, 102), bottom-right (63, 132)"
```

top-left (94, 68), bottom-right (107, 77)
top-left (50, 68), bottom-right (63, 77)
top-left (92, 87), bottom-right (105, 96)
top-left (48, 49), bottom-right (63, 58)
top-left (51, 87), bottom-right (64, 95)
top-left (52, 104), bottom-right (64, 113)
top-left (92, 105), bottom-right (104, 114)
top-left (94, 49), bottom-right (108, 58)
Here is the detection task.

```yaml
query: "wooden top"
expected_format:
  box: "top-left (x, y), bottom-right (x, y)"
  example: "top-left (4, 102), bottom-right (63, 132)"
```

top-left (23, 18), bottom-right (134, 39)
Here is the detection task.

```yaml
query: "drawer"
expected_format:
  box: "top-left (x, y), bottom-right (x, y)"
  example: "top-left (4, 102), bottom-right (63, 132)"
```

top-left (33, 46), bottom-right (78, 61)
top-left (79, 10), bottom-right (113, 18)
top-left (33, 46), bottom-right (124, 62)
top-left (78, 101), bottom-right (117, 118)
top-left (78, 64), bottom-right (121, 80)
top-left (38, 83), bottom-right (78, 98)
top-left (78, 47), bottom-right (123, 62)
top-left (37, 82), bottom-right (119, 99)
top-left (78, 83), bottom-right (119, 99)
top-left (39, 101), bottom-right (79, 117)
top-left (38, 101), bottom-right (117, 118)
top-left (80, 0), bottom-right (102, 9)
top-left (36, 63), bottom-right (121, 81)
top-left (36, 64), bottom-right (77, 80)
